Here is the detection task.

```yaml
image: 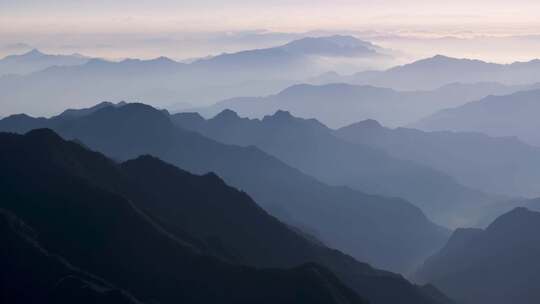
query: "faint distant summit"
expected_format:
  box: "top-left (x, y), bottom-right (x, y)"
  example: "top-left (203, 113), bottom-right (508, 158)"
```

top-left (280, 35), bottom-right (381, 57)
top-left (0, 48), bottom-right (90, 76)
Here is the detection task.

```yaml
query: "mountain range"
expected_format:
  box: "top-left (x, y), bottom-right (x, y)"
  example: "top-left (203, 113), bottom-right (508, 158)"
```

top-left (336, 119), bottom-right (540, 197)
top-left (197, 82), bottom-right (540, 128)
top-left (0, 35), bottom-right (388, 117)
top-left (0, 128), bottom-right (452, 304)
top-left (0, 129), bottom-right (366, 304)
top-left (412, 89), bottom-right (540, 147)
top-left (172, 109), bottom-right (497, 228)
top-left (314, 55), bottom-right (540, 90)
top-left (415, 207), bottom-right (540, 304)
top-left (0, 48), bottom-right (89, 76)
top-left (0, 102), bottom-right (450, 275)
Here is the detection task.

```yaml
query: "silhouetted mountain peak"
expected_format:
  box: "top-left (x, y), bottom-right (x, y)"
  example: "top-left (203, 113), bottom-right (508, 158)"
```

top-left (151, 56), bottom-right (177, 64)
top-left (7, 113), bottom-right (34, 120)
top-left (280, 35), bottom-right (378, 57)
top-left (487, 207), bottom-right (540, 233)
top-left (172, 112), bottom-right (206, 130)
top-left (348, 119), bottom-right (384, 130)
top-left (176, 112), bottom-right (204, 121)
top-left (56, 101), bottom-right (118, 119)
top-left (271, 109), bottom-right (294, 120)
top-left (431, 54), bottom-right (454, 61)
top-left (262, 110), bottom-right (306, 123)
top-left (103, 102), bottom-right (167, 118)
top-left (258, 110), bottom-right (333, 135)
top-left (213, 109), bottom-right (241, 121)
top-left (22, 48), bottom-right (45, 58)
top-left (24, 128), bottom-right (64, 143)
top-left (398, 55), bottom-right (492, 70)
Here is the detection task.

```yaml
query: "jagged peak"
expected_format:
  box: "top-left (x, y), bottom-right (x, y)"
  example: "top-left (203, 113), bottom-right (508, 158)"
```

top-left (262, 110), bottom-right (295, 122)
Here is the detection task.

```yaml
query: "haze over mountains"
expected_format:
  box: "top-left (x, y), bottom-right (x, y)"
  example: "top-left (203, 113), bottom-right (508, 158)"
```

top-left (336, 120), bottom-right (540, 197)
top-left (0, 35), bottom-right (390, 117)
top-left (313, 55), bottom-right (540, 90)
top-left (0, 129), bottom-right (366, 304)
top-left (0, 48), bottom-right (89, 76)
top-left (0, 127), bottom-right (454, 304)
top-left (4, 20), bottom-right (540, 304)
top-left (0, 102), bottom-right (449, 274)
top-left (173, 109), bottom-right (497, 227)
top-left (197, 82), bottom-right (540, 128)
top-left (413, 89), bottom-right (540, 147)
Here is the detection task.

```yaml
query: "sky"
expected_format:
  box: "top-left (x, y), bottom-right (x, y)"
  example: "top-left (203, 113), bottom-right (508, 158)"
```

top-left (1, 0), bottom-right (540, 62)
top-left (3, 0), bottom-right (540, 33)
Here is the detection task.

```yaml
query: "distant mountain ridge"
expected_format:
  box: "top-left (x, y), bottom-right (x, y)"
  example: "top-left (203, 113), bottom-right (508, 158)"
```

top-left (335, 119), bottom-right (540, 197)
top-left (412, 89), bottom-right (540, 147)
top-left (317, 55), bottom-right (540, 90)
top-left (197, 82), bottom-right (540, 128)
top-left (0, 35), bottom-right (389, 117)
top-left (278, 35), bottom-right (382, 57)
top-left (0, 48), bottom-right (89, 76)
top-left (172, 109), bottom-right (497, 228)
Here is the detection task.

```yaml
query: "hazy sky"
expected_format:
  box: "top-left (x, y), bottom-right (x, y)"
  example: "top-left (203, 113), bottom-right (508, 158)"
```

top-left (3, 0), bottom-right (540, 33)
top-left (1, 0), bottom-right (540, 62)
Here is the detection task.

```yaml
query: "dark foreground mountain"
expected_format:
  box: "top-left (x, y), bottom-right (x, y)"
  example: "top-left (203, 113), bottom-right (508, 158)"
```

top-left (413, 89), bottom-right (540, 147)
top-left (0, 129), bottom-right (452, 304)
top-left (0, 209), bottom-right (141, 304)
top-left (173, 109), bottom-right (495, 228)
top-left (0, 130), bottom-right (364, 304)
top-left (415, 207), bottom-right (540, 304)
top-left (0, 103), bottom-right (449, 275)
top-left (198, 82), bottom-right (540, 128)
top-left (336, 120), bottom-right (540, 197)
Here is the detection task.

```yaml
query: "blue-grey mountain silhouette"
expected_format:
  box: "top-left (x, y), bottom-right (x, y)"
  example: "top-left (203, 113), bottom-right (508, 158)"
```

top-left (413, 89), bottom-right (540, 147)
top-left (0, 36), bottom-right (388, 117)
top-left (0, 102), bottom-right (449, 275)
top-left (336, 119), bottom-right (540, 197)
top-left (198, 82), bottom-right (540, 128)
top-left (415, 207), bottom-right (540, 304)
top-left (327, 55), bottom-right (540, 90)
top-left (0, 48), bottom-right (89, 76)
top-left (173, 109), bottom-right (495, 228)
top-left (0, 129), bottom-right (452, 304)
